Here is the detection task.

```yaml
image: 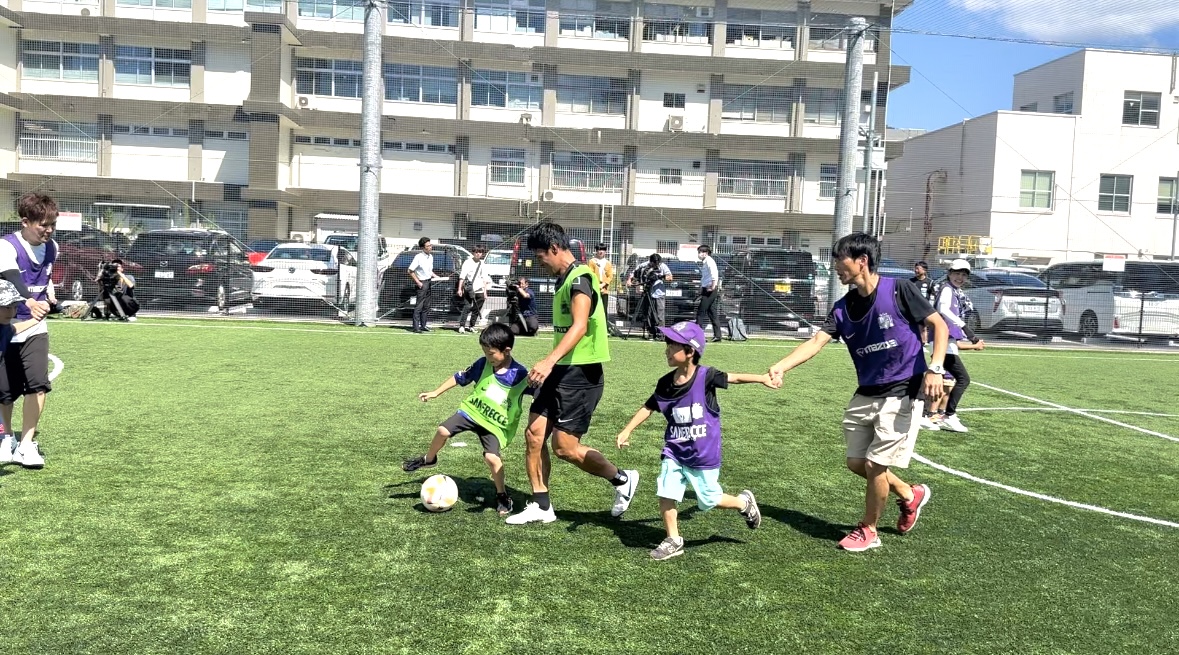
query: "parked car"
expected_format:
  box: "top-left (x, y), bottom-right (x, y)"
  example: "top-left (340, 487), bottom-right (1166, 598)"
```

top-left (246, 239), bottom-right (280, 266)
top-left (723, 249), bottom-right (818, 330)
top-left (507, 236), bottom-right (588, 320)
top-left (52, 239), bottom-right (145, 302)
top-left (125, 229), bottom-right (254, 309)
top-left (483, 249), bottom-right (513, 292)
top-left (251, 244), bottom-right (357, 310)
top-left (616, 259), bottom-right (733, 327)
top-left (1041, 260), bottom-right (1179, 339)
top-left (960, 271), bottom-right (1063, 334)
top-left (379, 246), bottom-right (464, 318)
top-left (321, 233), bottom-right (395, 275)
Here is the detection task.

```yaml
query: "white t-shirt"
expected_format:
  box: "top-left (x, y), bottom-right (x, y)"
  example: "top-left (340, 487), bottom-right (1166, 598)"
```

top-left (0, 233), bottom-right (54, 343)
top-left (459, 258), bottom-right (490, 293)
top-left (408, 252), bottom-right (434, 282)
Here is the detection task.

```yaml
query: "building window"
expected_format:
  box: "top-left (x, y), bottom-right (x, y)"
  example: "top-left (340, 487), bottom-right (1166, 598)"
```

top-left (1159, 178), bottom-right (1178, 216)
top-left (1019, 102), bottom-right (1038, 112)
top-left (208, 0), bottom-right (245, 10)
top-left (1053, 92), bottom-right (1074, 114)
top-left (1123, 91), bottom-right (1160, 127)
top-left (1098, 174), bottom-right (1133, 212)
top-left (245, 0), bottom-right (282, 11)
top-left (555, 75), bottom-right (628, 115)
top-left (295, 58), bottom-right (362, 97)
top-left (1020, 171), bottom-right (1055, 209)
top-left (474, 0), bottom-right (546, 34)
top-left (114, 46), bottom-right (191, 86)
top-left (726, 9), bottom-right (795, 49)
top-left (118, 0), bottom-right (193, 6)
top-left (662, 93), bottom-right (686, 109)
top-left (471, 70), bottom-right (542, 110)
top-left (384, 64), bottom-right (457, 104)
top-left (551, 152), bottom-right (625, 190)
top-left (19, 120), bottom-right (98, 162)
top-left (642, 3), bottom-right (712, 44)
top-left (819, 164), bottom-right (838, 198)
top-left (808, 23), bottom-right (875, 51)
top-left (656, 240), bottom-right (679, 252)
top-left (489, 148), bottom-right (526, 185)
top-left (21, 41), bottom-right (99, 81)
top-left (298, 0), bottom-right (365, 20)
top-left (113, 124), bottom-right (188, 137)
top-left (389, 0), bottom-right (460, 26)
top-left (803, 88), bottom-right (841, 125)
top-left (559, 0), bottom-right (630, 39)
top-left (658, 168), bottom-right (682, 185)
top-left (721, 84), bottom-right (793, 123)
top-left (718, 160), bottom-right (793, 197)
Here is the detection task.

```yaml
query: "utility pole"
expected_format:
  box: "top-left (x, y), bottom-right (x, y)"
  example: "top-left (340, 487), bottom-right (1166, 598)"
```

top-left (829, 16), bottom-right (868, 306)
top-left (355, 0), bottom-right (384, 326)
top-left (860, 70), bottom-right (879, 234)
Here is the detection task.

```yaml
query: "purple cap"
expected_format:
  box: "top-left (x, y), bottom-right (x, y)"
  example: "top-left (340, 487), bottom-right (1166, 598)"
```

top-left (660, 321), bottom-right (706, 354)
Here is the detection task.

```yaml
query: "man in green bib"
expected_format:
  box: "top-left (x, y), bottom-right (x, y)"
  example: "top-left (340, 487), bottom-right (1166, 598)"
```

top-left (505, 223), bottom-right (639, 525)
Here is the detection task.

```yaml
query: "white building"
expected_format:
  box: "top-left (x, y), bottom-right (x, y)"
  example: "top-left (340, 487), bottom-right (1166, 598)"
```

top-left (0, 0), bottom-right (909, 258)
top-left (884, 49), bottom-right (1179, 266)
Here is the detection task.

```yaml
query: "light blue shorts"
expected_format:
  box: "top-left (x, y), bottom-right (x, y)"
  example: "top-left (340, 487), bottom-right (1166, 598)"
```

top-left (656, 457), bottom-right (724, 511)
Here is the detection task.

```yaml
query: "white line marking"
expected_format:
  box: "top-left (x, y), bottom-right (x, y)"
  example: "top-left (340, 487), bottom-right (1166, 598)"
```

top-left (959, 406), bottom-right (1179, 418)
top-left (48, 354), bottom-right (63, 382)
top-left (911, 453), bottom-right (1179, 529)
top-left (973, 382), bottom-right (1179, 443)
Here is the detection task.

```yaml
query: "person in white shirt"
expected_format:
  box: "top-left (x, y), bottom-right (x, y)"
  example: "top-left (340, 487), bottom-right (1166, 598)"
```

top-left (695, 245), bottom-right (726, 342)
top-left (457, 246), bottom-right (491, 333)
top-left (409, 237), bottom-right (436, 333)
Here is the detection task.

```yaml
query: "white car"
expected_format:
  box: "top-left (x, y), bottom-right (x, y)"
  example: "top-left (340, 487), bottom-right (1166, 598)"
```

top-left (483, 249), bottom-right (512, 292)
top-left (321, 233), bottom-right (395, 275)
top-left (960, 270), bottom-right (1063, 334)
top-left (251, 243), bottom-right (357, 309)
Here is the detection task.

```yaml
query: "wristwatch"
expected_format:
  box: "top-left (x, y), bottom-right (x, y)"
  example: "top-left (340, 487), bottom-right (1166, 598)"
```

top-left (927, 364), bottom-right (945, 375)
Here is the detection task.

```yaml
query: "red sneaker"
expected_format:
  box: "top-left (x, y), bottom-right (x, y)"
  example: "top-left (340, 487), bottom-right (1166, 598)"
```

top-left (838, 524), bottom-right (881, 552)
top-left (897, 484), bottom-right (931, 534)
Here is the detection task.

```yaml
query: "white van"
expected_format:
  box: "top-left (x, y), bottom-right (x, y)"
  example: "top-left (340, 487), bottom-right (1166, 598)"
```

top-left (1041, 261), bottom-right (1179, 338)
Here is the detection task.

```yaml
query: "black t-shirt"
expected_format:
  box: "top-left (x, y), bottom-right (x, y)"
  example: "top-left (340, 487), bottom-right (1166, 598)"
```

top-left (549, 262), bottom-right (603, 389)
top-left (821, 277), bottom-right (937, 398)
top-left (644, 366), bottom-right (729, 415)
top-left (910, 275), bottom-right (932, 300)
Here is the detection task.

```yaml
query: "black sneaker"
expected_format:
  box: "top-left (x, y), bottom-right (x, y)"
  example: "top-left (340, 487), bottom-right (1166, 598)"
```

top-left (402, 454), bottom-right (437, 472)
top-left (739, 490), bottom-right (761, 529)
top-left (496, 495), bottom-right (514, 517)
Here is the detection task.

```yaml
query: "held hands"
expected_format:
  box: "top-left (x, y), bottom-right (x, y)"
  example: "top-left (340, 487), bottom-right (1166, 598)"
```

top-left (616, 430), bottom-right (632, 449)
top-left (767, 364), bottom-right (787, 389)
top-left (25, 298), bottom-right (49, 320)
top-left (755, 373), bottom-right (777, 389)
top-left (527, 358), bottom-right (555, 388)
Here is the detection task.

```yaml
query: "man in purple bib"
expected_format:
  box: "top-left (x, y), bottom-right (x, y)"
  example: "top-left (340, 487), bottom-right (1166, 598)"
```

top-left (769, 233), bottom-right (950, 552)
top-left (0, 193), bottom-right (58, 469)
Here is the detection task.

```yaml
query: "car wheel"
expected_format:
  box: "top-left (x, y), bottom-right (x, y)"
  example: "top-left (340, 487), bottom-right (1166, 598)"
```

top-left (1079, 310), bottom-right (1100, 339)
top-left (217, 284), bottom-right (227, 311)
top-left (71, 279), bottom-right (85, 302)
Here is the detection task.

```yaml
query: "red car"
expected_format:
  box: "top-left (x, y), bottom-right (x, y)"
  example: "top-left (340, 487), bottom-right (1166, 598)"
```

top-left (52, 236), bottom-right (144, 302)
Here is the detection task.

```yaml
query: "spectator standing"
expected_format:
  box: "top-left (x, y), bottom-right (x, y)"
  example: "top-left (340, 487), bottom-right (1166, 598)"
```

top-left (408, 237), bottom-right (436, 333)
top-left (695, 245), bottom-right (726, 342)
top-left (457, 246), bottom-right (491, 333)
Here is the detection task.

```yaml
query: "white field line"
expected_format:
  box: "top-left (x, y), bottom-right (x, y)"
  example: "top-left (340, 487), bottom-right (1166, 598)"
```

top-left (48, 354), bottom-right (63, 382)
top-left (911, 454), bottom-right (1179, 529)
top-left (959, 407), bottom-right (1179, 418)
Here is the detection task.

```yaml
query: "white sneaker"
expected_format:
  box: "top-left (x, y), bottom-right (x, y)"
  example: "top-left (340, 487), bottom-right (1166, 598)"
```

top-left (0, 435), bottom-right (14, 463)
top-left (919, 416), bottom-right (942, 431)
top-left (504, 502), bottom-right (556, 525)
top-left (610, 469), bottom-right (639, 517)
top-left (12, 441), bottom-right (44, 468)
top-left (940, 415), bottom-right (969, 433)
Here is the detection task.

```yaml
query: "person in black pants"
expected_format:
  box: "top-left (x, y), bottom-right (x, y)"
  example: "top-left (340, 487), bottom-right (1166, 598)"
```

top-left (409, 237), bottom-right (435, 332)
top-left (695, 244), bottom-right (726, 341)
top-left (509, 277), bottom-right (540, 336)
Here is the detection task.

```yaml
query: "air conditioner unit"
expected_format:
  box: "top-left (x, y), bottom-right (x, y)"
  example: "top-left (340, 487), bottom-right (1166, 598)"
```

top-left (542, 190), bottom-right (555, 201)
top-left (695, 7), bottom-right (714, 18)
top-left (519, 113), bottom-right (533, 125)
top-left (668, 115), bottom-right (684, 132)
top-left (606, 154), bottom-right (623, 165)
top-left (297, 96), bottom-right (310, 108)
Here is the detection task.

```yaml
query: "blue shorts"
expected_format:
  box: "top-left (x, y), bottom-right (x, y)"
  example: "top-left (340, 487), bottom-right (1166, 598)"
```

top-left (656, 457), bottom-right (723, 511)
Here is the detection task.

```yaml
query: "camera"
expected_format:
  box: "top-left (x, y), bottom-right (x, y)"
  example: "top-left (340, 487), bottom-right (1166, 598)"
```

top-left (98, 261), bottom-right (120, 288)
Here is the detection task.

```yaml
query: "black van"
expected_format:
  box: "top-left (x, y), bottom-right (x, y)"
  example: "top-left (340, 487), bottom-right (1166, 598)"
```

top-left (126, 229), bottom-right (254, 309)
top-left (723, 249), bottom-right (818, 329)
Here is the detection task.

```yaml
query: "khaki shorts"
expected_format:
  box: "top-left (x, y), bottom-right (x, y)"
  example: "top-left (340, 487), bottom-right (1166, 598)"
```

top-left (842, 394), bottom-right (923, 468)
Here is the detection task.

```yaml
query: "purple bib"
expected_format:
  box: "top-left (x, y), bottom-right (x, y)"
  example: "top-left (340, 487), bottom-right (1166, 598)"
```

top-left (653, 366), bottom-right (722, 469)
top-left (833, 277), bottom-right (926, 387)
top-left (4, 234), bottom-right (56, 321)
top-left (938, 285), bottom-right (966, 341)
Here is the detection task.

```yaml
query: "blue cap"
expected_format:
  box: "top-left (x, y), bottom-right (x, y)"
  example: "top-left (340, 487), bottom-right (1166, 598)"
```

top-left (660, 321), bottom-right (707, 354)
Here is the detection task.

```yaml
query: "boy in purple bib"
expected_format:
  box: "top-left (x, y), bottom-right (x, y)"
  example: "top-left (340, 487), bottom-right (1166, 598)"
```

top-left (616, 321), bottom-right (774, 561)
top-left (768, 233), bottom-right (950, 553)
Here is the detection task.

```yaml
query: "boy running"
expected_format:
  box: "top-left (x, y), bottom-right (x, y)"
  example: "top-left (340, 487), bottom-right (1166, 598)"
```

top-left (768, 233), bottom-right (949, 552)
top-left (616, 321), bottom-right (771, 561)
top-left (403, 323), bottom-right (531, 516)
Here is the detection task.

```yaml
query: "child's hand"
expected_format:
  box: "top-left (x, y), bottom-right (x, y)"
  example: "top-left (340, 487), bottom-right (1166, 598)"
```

top-left (974, 338), bottom-right (986, 350)
top-left (616, 431), bottom-right (631, 449)
top-left (418, 391), bottom-right (436, 402)
top-left (768, 365), bottom-right (786, 388)
top-left (759, 373), bottom-right (778, 389)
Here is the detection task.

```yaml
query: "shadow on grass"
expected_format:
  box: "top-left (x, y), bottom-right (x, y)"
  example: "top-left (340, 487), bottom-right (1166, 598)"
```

top-left (382, 477), bottom-right (527, 514)
top-left (557, 507), bottom-right (744, 551)
top-left (757, 503), bottom-right (850, 542)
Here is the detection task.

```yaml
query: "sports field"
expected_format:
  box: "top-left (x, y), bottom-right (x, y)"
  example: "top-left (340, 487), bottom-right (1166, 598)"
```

top-left (2, 319), bottom-right (1176, 654)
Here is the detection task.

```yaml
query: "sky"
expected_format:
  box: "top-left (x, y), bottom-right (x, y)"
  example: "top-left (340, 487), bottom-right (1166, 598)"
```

top-left (887, 0), bottom-right (1179, 131)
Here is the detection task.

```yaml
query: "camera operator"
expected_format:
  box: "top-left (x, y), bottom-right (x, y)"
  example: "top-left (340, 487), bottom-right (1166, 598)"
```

top-left (506, 277), bottom-right (539, 336)
top-left (626, 253), bottom-right (672, 340)
top-left (91, 258), bottom-right (138, 321)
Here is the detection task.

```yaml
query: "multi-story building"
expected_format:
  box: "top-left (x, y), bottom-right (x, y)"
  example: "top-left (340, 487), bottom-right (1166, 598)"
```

top-left (0, 0), bottom-right (909, 259)
top-left (885, 49), bottom-right (1179, 266)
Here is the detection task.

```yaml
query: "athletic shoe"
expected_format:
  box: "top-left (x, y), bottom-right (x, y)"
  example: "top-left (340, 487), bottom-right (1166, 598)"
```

top-left (738, 490), bottom-right (761, 529)
top-left (505, 502), bottom-right (556, 525)
top-left (610, 469), bottom-right (640, 517)
top-left (12, 441), bottom-right (44, 469)
top-left (456, 327), bottom-right (467, 333)
top-left (0, 435), bottom-right (14, 464)
top-left (650, 536), bottom-right (685, 561)
top-left (919, 416), bottom-right (941, 431)
top-left (838, 524), bottom-right (881, 552)
top-left (897, 484), bottom-right (931, 534)
top-left (401, 454), bottom-right (437, 472)
top-left (496, 496), bottom-right (514, 517)
top-left (940, 415), bottom-right (969, 433)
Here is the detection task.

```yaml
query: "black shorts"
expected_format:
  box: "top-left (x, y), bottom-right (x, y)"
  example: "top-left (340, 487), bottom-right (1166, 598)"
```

top-left (0, 333), bottom-right (52, 403)
top-left (531, 378), bottom-right (605, 438)
top-left (439, 412), bottom-right (501, 456)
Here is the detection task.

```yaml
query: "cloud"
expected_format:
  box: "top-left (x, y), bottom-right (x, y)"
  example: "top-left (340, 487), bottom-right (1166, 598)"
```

top-left (949, 0), bottom-right (1179, 41)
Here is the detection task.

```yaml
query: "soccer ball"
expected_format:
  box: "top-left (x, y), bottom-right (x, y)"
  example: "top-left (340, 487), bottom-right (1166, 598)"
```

top-left (420, 474), bottom-right (459, 512)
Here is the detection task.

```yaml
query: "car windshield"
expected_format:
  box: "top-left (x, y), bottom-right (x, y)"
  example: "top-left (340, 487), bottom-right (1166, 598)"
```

top-left (746, 252), bottom-right (816, 278)
top-left (128, 235), bottom-right (209, 259)
top-left (666, 260), bottom-right (700, 277)
top-left (269, 247), bottom-right (332, 262)
top-left (998, 273), bottom-right (1046, 288)
top-left (248, 240), bottom-right (279, 253)
top-left (485, 251), bottom-right (511, 265)
top-left (324, 235), bottom-right (357, 250)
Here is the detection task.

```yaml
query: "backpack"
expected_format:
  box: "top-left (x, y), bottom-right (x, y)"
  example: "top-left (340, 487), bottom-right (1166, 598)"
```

top-left (728, 317), bottom-right (749, 342)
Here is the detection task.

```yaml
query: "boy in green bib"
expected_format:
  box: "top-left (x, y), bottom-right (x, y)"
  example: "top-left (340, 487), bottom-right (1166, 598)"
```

top-left (404, 323), bottom-right (532, 516)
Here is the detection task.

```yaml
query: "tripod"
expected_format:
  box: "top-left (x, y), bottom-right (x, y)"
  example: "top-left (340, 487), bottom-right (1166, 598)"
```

top-left (620, 288), bottom-right (654, 340)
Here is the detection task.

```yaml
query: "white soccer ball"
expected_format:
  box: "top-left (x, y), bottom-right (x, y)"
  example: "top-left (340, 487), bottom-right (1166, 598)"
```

top-left (420, 474), bottom-right (459, 512)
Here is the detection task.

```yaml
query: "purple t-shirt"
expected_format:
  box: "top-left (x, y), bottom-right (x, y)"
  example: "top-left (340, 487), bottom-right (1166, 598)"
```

top-left (645, 366), bottom-right (727, 469)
